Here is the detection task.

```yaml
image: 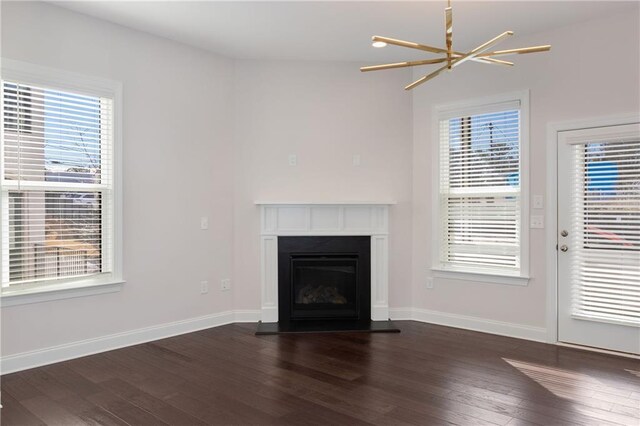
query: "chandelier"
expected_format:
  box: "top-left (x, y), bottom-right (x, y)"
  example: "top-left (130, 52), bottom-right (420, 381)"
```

top-left (361, 1), bottom-right (551, 90)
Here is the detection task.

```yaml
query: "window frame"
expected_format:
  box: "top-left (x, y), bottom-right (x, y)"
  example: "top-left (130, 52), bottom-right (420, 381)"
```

top-left (0, 59), bottom-right (123, 306)
top-left (431, 90), bottom-right (530, 286)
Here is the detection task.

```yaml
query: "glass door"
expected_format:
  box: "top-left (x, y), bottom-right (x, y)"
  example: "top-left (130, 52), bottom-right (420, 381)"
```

top-left (557, 123), bottom-right (640, 354)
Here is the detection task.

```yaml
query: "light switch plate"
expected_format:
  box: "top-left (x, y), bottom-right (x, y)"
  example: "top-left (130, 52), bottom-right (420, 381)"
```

top-left (221, 279), bottom-right (231, 291)
top-left (530, 215), bottom-right (544, 229)
top-left (200, 217), bottom-right (209, 230)
top-left (426, 277), bottom-right (434, 289)
top-left (288, 154), bottom-right (297, 166)
top-left (353, 154), bottom-right (361, 166)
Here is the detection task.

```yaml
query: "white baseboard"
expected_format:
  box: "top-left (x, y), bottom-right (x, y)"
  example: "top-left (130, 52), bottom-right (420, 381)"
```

top-left (260, 306), bottom-right (278, 323)
top-left (1, 310), bottom-right (242, 375)
top-left (371, 305), bottom-right (390, 321)
top-left (406, 307), bottom-right (547, 343)
top-left (389, 307), bottom-right (414, 320)
top-left (233, 309), bottom-right (262, 323)
top-left (1, 307), bottom-right (547, 375)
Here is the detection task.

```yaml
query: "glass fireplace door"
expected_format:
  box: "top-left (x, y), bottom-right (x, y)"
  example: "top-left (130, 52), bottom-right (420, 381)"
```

top-left (290, 256), bottom-right (359, 320)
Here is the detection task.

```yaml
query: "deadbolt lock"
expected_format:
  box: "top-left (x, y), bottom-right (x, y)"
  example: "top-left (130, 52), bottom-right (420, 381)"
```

top-left (561, 230), bottom-right (568, 237)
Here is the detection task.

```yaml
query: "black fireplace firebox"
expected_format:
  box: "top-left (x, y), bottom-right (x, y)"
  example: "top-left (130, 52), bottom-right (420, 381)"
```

top-left (278, 236), bottom-right (371, 323)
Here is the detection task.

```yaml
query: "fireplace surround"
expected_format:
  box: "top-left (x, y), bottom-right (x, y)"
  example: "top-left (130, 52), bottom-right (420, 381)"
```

top-left (255, 202), bottom-right (399, 333)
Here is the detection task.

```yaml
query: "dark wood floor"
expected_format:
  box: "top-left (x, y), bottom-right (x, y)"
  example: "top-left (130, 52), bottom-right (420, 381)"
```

top-left (2, 321), bottom-right (639, 426)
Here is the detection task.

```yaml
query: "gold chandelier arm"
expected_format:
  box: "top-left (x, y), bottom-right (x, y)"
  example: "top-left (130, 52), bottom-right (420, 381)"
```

top-left (476, 57), bottom-right (514, 66)
top-left (445, 6), bottom-right (453, 69)
top-left (444, 31), bottom-right (513, 70)
top-left (405, 31), bottom-right (513, 90)
top-left (372, 35), bottom-right (513, 67)
top-left (478, 45), bottom-right (551, 57)
top-left (372, 36), bottom-right (447, 55)
top-left (404, 63), bottom-right (453, 90)
top-left (360, 58), bottom-right (449, 72)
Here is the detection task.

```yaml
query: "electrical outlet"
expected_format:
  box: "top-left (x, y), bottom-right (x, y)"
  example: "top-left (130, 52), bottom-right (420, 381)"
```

top-left (221, 278), bottom-right (231, 291)
top-left (426, 277), bottom-right (434, 289)
top-left (200, 280), bottom-right (209, 294)
top-left (353, 154), bottom-right (361, 166)
top-left (200, 217), bottom-right (209, 230)
top-left (530, 215), bottom-right (544, 229)
top-left (288, 154), bottom-right (297, 166)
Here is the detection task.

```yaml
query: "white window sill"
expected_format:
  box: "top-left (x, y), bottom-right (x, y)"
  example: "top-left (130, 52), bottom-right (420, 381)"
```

top-left (432, 268), bottom-right (530, 286)
top-left (1, 278), bottom-right (124, 307)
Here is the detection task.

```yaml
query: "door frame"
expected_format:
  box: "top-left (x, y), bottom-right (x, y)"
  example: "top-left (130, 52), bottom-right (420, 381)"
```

top-left (545, 113), bottom-right (640, 345)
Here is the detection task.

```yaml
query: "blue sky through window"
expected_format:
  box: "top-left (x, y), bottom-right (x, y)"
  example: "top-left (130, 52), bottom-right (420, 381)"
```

top-left (448, 110), bottom-right (520, 188)
top-left (44, 90), bottom-right (101, 173)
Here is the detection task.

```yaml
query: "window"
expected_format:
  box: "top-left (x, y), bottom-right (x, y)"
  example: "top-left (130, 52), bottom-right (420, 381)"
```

top-left (1, 60), bottom-right (122, 302)
top-left (433, 92), bottom-right (529, 283)
top-left (574, 138), bottom-right (639, 324)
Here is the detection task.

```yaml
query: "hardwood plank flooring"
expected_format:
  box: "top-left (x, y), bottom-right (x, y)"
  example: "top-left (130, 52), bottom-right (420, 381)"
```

top-left (2, 321), bottom-right (639, 425)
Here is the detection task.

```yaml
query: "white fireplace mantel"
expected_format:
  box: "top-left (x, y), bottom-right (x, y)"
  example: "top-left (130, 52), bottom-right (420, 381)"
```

top-left (257, 202), bottom-right (393, 323)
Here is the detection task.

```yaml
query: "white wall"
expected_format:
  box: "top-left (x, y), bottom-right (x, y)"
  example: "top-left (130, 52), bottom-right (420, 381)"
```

top-left (232, 60), bottom-right (414, 311)
top-left (1, 2), bottom-right (236, 356)
top-left (411, 9), bottom-right (640, 328)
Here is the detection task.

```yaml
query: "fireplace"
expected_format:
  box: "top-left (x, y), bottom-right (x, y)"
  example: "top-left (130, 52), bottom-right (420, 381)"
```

top-left (255, 203), bottom-right (399, 334)
top-left (278, 236), bottom-right (370, 323)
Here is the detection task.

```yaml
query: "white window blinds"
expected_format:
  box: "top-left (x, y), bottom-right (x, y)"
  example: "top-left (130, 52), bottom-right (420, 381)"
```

top-left (1, 80), bottom-right (114, 288)
top-left (571, 140), bottom-right (640, 326)
top-left (438, 104), bottom-right (523, 275)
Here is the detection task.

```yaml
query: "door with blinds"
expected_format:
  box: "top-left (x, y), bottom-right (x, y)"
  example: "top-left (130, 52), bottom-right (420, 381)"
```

top-left (557, 123), bottom-right (640, 354)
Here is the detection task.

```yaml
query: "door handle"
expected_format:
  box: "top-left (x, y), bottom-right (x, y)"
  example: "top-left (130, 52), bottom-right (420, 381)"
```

top-left (560, 245), bottom-right (569, 252)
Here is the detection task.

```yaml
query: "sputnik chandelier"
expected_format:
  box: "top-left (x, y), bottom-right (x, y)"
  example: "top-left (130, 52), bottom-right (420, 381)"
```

top-left (360, 0), bottom-right (551, 90)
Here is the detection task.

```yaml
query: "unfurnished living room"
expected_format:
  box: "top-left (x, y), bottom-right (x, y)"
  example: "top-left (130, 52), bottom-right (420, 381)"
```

top-left (0, 0), bottom-right (639, 425)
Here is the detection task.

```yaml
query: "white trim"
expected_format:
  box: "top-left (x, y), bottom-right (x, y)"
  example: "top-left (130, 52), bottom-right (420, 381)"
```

top-left (1, 278), bottom-right (124, 307)
top-left (233, 310), bottom-right (262, 323)
top-left (545, 113), bottom-right (640, 345)
top-left (1, 58), bottom-right (118, 98)
top-left (435, 97), bottom-right (522, 121)
top-left (406, 307), bottom-right (548, 342)
top-left (389, 307), bottom-right (414, 320)
top-left (260, 204), bottom-right (389, 236)
top-left (432, 269), bottom-right (529, 286)
top-left (555, 342), bottom-right (640, 360)
top-left (260, 236), bottom-right (279, 323)
top-left (259, 203), bottom-right (390, 323)
top-left (371, 235), bottom-right (389, 320)
top-left (0, 58), bottom-right (124, 297)
top-left (13, 309), bottom-right (640, 375)
top-left (431, 90), bottom-right (530, 283)
top-left (0, 310), bottom-right (246, 375)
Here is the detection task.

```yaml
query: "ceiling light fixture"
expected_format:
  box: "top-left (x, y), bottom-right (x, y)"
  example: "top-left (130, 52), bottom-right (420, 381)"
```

top-left (361, 0), bottom-right (551, 90)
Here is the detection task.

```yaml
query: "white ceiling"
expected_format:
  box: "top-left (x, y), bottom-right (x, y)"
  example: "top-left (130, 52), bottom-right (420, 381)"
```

top-left (51, 1), bottom-right (637, 62)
